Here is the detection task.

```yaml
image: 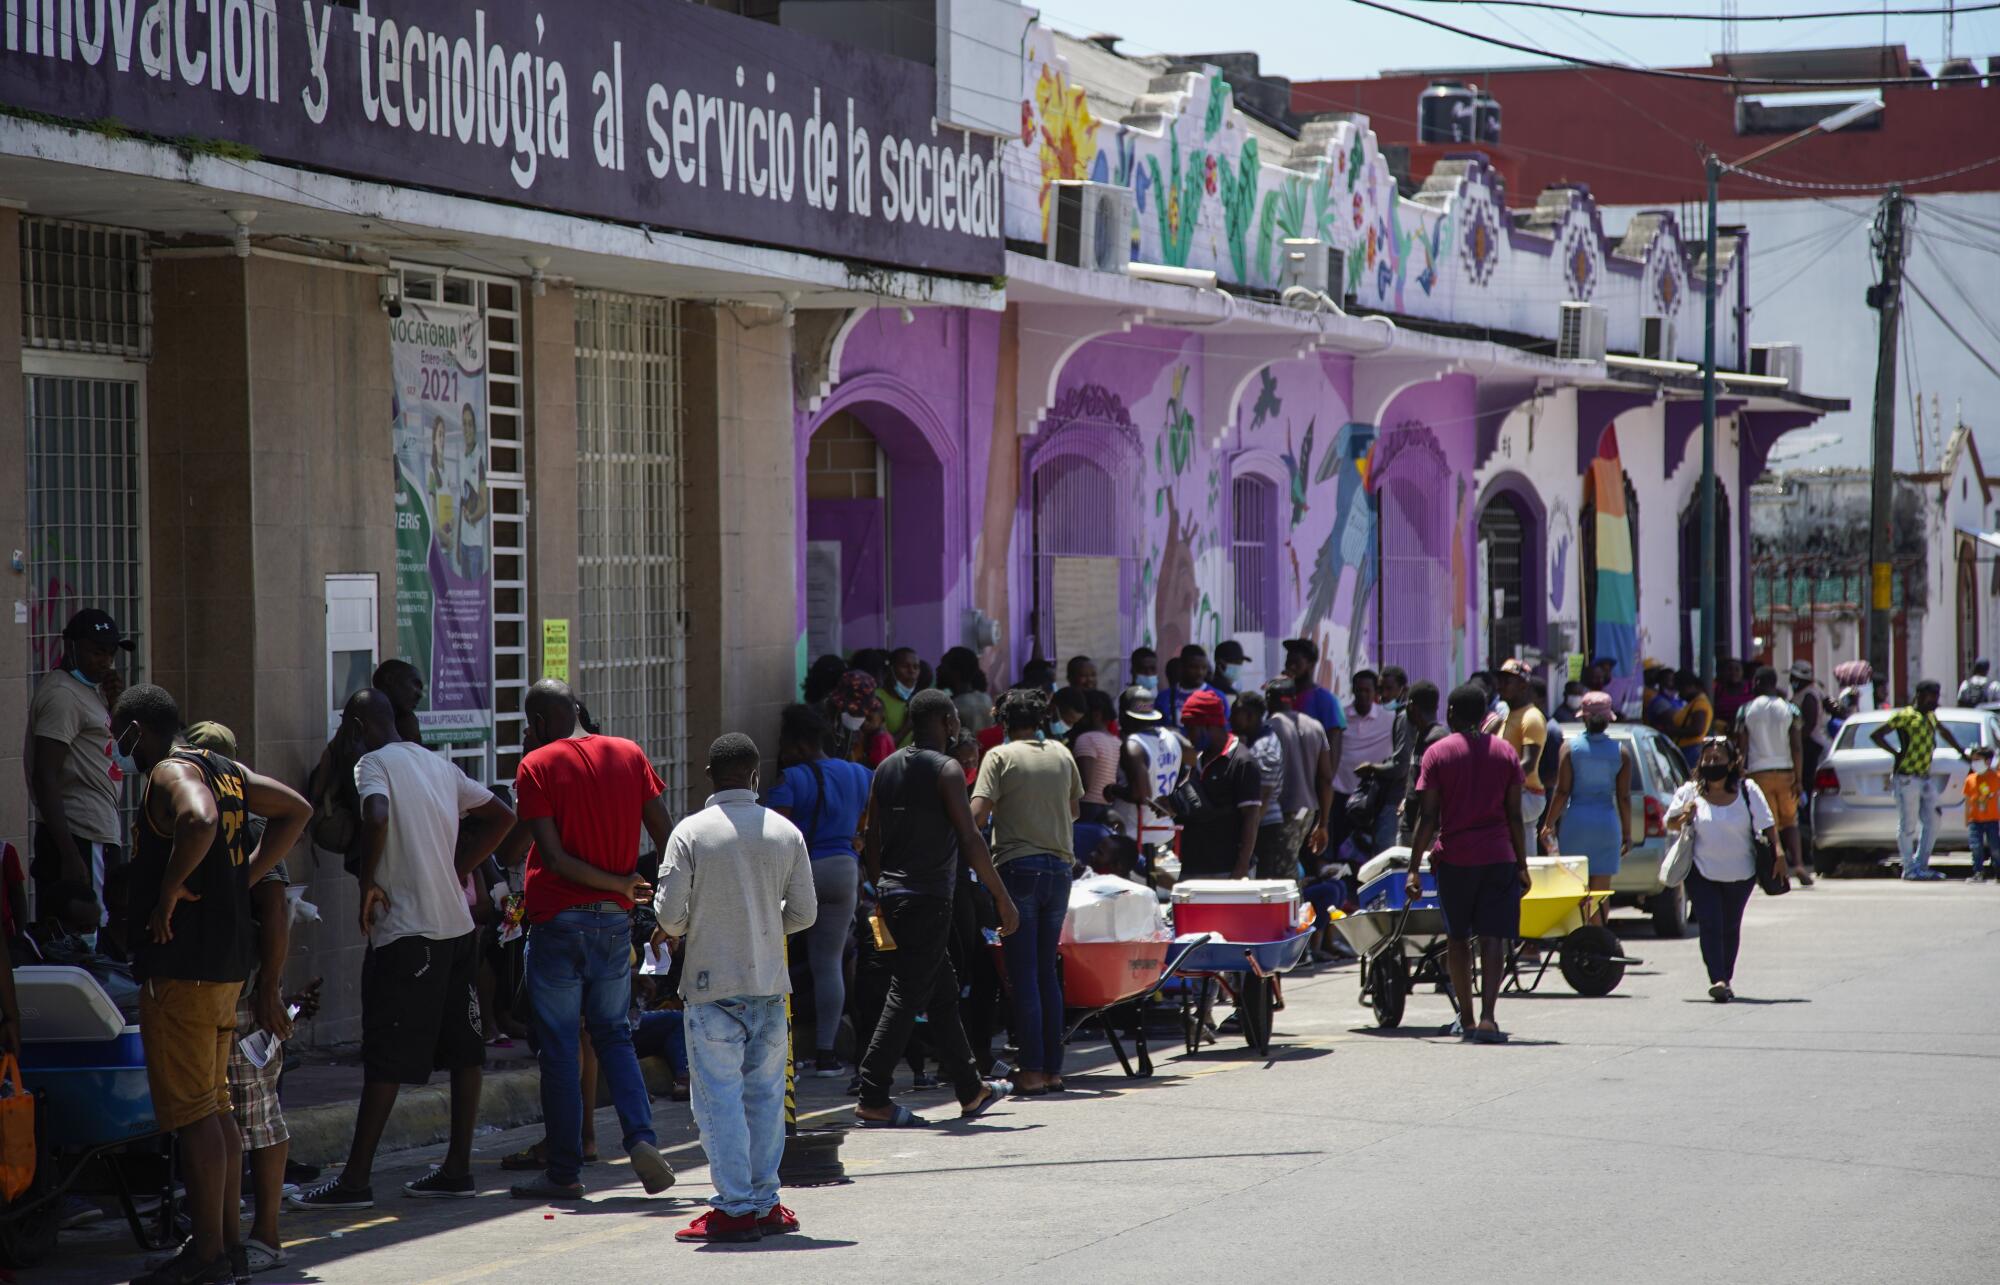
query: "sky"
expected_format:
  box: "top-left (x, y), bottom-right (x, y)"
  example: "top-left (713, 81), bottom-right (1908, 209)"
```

top-left (1029, 1), bottom-right (1998, 83)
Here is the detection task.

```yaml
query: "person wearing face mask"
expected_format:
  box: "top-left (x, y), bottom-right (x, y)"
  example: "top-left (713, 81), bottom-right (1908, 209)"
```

top-left (28, 609), bottom-right (136, 925)
top-left (1167, 689), bottom-right (1264, 881)
top-left (878, 648), bottom-right (924, 746)
top-left (1666, 739), bottom-right (1779, 1002)
top-left (1129, 646), bottom-right (1160, 696)
top-left (1377, 666), bottom-right (1408, 712)
top-left (1212, 640), bottom-right (1249, 697)
top-left (1164, 644), bottom-right (1228, 729)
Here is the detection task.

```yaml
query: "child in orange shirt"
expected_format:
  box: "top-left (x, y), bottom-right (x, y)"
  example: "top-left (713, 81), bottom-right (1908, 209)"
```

top-left (1964, 745), bottom-right (2000, 883)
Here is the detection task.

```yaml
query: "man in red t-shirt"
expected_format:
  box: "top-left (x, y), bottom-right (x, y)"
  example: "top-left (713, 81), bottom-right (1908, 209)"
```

top-left (510, 680), bottom-right (677, 1202)
top-left (1408, 683), bottom-right (1529, 1044)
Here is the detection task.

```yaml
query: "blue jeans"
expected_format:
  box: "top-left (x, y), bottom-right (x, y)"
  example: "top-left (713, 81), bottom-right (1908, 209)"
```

top-left (685, 995), bottom-right (789, 1217)
top-left (524, 909), bottom-right (658, 1185)
top-left (634, 1008), bottom-right (688, 1077)
top-left (1685, 870), bottom-right (1754, 985)
top-left (1971, 820), bottom-right (2000, 876)
top-left (1000, 855), bottom-right (1072, 1076)
top-left (1893, 773), bottom-right (1940, 875)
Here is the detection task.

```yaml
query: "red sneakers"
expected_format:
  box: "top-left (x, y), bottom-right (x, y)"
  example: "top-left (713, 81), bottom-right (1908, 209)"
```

top-left (756, 1204), bottom-right (801, 1235)
top-left (676, 1209), bottom-right (762, 1244)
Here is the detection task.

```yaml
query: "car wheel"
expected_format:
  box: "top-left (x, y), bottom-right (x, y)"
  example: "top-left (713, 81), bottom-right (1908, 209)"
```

top-left (1649, 885), bottom-right (1690, 939)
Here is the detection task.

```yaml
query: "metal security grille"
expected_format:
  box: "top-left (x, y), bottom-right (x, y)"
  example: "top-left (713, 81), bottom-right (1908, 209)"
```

top-left (1231, 474), bottom-right (1277, 635)
top-left (398, 266), bottom-right (530, 786)
top-left (23, 374), bottom-right (146, 677)
top-left (575, 291), bottom-right (689, 817)
top-left (21, 218), bottom-right (151, 358)
top-left (1478, 496), bottom-right (1526, 668)
top-left (1377, 478), bottom-right (1451, 686)
top-left (1031, 452), bottom-right (1128, 688)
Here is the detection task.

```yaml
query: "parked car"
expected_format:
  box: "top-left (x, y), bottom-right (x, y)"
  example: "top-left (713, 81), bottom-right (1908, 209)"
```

top-left (1809, 708), bottom-right (2000, 871)
top-left (1554, 722), bottom-right (1692, 937)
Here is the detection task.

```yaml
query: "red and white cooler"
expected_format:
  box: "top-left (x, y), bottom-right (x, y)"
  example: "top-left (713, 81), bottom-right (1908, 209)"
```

top-left (1170, 879), bottom-right (1301, 943)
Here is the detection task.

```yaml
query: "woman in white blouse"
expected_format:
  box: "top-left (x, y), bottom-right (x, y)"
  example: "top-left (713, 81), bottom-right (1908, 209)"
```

top-left (1666, 738), bottom-right (1778, 1002)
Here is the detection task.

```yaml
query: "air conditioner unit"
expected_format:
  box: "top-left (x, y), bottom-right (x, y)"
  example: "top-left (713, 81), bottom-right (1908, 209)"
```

top-left (1279, 238), bottom-right (1347, 301)
top-left (1557, 301), bottom-right (1607, 361)
top-left (1640, 315), bottom-right (1676, 361)
top-left (1750, 342), bottom-right (1804, 387)
top-left (1048, 181), bottom-right (1135, 274)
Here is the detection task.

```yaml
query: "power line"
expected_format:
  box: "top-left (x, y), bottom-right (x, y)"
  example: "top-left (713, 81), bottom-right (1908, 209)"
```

top-left (1904, 273), bottom-right (2000, 385)
top-left (1406, 0), bottom-right (2000, 21)
top-left (1720, 154), bottom-right (2000, 192)
top-left (1345, 0), bottom-right (1986, 84)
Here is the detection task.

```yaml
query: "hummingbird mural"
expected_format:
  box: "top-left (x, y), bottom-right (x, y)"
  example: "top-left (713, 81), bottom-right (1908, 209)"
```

top-left (1280, 417), bottom-right (1316, 530)
top-left (1301, 422), bottom-right (1378, 671)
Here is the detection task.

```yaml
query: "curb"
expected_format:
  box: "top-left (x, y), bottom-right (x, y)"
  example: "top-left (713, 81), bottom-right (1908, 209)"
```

top-left (284, 1058), bottom-right (683, 1167)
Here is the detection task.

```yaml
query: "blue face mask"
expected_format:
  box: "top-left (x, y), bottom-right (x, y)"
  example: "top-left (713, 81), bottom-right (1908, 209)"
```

top-left (1048, 719), bottom-right (1070, 738)
top-left (1136, 675), bottom-right (1159, 693)
top-left (70, 668), bottom-right (96, 688)
top-left (1222, 664), bottom-right (1243, 684)
top-left (77, 930), bottom-right (99, 952)
top-left (893, 681), bottom-right (914, 701)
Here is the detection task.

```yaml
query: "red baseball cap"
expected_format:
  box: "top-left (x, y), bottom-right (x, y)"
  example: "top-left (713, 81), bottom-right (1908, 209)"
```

top-left (1180, 688), bottom-right (1228, 727)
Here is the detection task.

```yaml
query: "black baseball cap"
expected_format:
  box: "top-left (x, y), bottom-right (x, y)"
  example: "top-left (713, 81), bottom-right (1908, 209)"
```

top-left (62, 608), bottom-right (136, 652)
top-left (1281, 637), bottom-right (1320, 664)
top-left (1214, 639), bottom-right (1248, 665)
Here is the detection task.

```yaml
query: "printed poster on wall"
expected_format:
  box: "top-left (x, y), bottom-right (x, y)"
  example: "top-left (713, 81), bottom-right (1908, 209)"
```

top-left (390, 301), bottom-right (492, 744)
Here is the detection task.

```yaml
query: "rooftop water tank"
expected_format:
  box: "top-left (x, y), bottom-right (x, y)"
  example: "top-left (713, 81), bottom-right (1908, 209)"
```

top-left (1418, 80), bottom-right (1475, 143)
top-left (1473, 89), bottom-right (1502, 143)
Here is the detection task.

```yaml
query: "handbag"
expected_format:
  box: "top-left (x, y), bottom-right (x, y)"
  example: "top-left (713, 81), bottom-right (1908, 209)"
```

top-left (0, 1054), bottom-right (37, 1202)
top-left (1745, 779), bottom-right (1790, 896)
top-left (1658, 823), bottom-right (1695, 887)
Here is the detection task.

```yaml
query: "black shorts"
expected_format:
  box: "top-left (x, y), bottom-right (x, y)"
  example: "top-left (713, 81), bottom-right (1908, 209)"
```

top-left (1434, 862), bottom-right (1523, 942)
top-left (362, 931), bottom-right (486, 1085)
top-left (1253, 823), bottom-right (1297, 881)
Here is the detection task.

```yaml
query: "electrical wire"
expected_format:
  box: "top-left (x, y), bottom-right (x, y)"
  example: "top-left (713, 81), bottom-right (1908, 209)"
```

top-left (1344, 0), bottom-right (1986, 84)
top-left (1405, 0), bottom-right (2000, 21)
top-left (1904, 273), bottom-right (2000, 385)
top-left (1913, 232), bottom-right (2000, 348)
top-left (1720, 154), bottom-right (2000, 192)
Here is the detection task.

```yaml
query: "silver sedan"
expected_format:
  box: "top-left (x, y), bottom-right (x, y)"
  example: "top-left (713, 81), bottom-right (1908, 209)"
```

top-left (1809, 708), bottom-right (2000, 865)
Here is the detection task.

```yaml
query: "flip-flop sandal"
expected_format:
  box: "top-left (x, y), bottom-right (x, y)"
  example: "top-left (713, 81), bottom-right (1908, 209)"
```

top-left (960, 1079), bottom-right (1012, 1119)
top-left (856, 1104), bottom-right (928, 1128)
top-left (1011, 1084), bottom-right (1052, 1098)
top-left (1470, 1027), bottom-right (1510, 1045)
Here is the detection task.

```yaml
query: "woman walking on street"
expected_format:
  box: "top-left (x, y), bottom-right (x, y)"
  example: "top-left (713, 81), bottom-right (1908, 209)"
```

top-left (768, 705), bottom-right (875, 1078)
top-left (1666, 739), bottom-right (1777, 1002)
top-left (1540, 691), bottom-right (1631, 926)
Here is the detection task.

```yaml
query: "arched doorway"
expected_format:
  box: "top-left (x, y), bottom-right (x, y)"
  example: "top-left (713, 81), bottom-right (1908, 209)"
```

top-left (802, 391), bottom-right (951, 662)
top-left (1030, 450), bottom-right (1128, 685)
top-left (804, 411), bottom-right (890, 657)
top-left (1231, 472), bottom-right (1280, 660)
top-left (1475, 477), bottom-right (1546, 670)
top-left (1676, 480), bottom-right (1733, 670)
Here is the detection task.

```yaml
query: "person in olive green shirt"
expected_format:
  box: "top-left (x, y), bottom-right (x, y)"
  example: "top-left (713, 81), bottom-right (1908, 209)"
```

top-left (970, 688), bottom-right (1083, 1095)
top-left (879, 648), bottom-right (923, 746)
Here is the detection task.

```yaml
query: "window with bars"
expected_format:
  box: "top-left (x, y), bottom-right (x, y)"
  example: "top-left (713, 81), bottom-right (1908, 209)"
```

top-left (575, 291), bottom-right (690, 818)
top-left (21, 219), bottom-right (151, 358)
top-left (396, 266), bottom-right (529, 787)
top-left (1230, 474), bottom-right (1278, 636)
top-left (23, 375), bottom-right (145, 676)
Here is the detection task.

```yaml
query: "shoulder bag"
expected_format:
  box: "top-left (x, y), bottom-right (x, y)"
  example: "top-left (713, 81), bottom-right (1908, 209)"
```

top-left (1743, 779), bottom-right (1791, 896)
top-left (1658, 822), bottom-right (1695, 887)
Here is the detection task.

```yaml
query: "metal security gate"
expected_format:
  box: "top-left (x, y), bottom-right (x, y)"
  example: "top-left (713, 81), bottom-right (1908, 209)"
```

top-left (1232, 474), bottom-right (1278, 637)
top-left (1031, 452), bottom-right (1128, 689)
top-left (398, 266), bottom-right (530, 786)
top-left (1377, 478), bottom-right (1451, 687)
top-left (575, 292), bottom-right (689, 817)
top-left (1478, 495), bottom-right (1526, 668)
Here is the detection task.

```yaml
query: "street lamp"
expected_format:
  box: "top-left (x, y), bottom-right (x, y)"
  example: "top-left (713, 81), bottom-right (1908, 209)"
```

top-left (1698, 96), bottom-right (1883, 687)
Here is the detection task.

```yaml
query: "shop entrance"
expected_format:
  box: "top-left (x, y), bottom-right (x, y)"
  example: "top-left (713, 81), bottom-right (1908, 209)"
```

top-left (804, 412), bottom-right (891, 659)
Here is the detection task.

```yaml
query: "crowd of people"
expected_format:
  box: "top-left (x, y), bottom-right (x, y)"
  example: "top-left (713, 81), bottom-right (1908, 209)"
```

top-left (11, 604), bottom-right (1995, 1274)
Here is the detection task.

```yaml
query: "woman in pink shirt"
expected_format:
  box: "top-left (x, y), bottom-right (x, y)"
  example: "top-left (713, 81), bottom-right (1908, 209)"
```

top-left (1061, 689), bottom-right (1121, 825)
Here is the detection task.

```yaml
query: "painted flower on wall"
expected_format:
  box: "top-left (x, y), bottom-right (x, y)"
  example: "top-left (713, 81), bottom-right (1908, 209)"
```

top-left (1204, 153), bottom-right (1218, 195)
top-left (1034, 65), bottom-right (1099, 235)
top-left (1020, 101), bottom-right (1035, 146)
top-left (1353, 192), bottom-right (1365, 230)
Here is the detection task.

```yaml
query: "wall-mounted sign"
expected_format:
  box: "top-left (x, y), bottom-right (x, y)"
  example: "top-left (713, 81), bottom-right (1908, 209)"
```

top-left (2, 0), bottom-right (1003, 276)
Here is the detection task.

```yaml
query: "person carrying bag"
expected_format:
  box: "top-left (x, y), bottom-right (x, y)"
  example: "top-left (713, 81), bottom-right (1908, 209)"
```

top-left (1665, 738), bottom-right (1781, 1003)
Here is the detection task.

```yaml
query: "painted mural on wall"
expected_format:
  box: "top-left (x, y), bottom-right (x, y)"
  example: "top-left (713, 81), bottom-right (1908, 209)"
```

top-left (1007, 27), bottom-right (1743, 364)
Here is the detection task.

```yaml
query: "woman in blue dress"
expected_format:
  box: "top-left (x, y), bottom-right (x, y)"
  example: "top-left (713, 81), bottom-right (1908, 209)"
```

top-left (1539, 691), bottom-right (1633, 925)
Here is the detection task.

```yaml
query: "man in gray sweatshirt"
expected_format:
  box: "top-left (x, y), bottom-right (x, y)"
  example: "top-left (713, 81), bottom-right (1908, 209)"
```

top-left (653, 733), bottom-right (816, 1244)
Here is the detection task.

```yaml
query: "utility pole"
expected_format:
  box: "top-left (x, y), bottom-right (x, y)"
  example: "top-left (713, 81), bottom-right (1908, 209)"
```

top-left (1699, 152), bottom-right (1720, 689)
top-left (1866, 188), bottom-right (1907, 700)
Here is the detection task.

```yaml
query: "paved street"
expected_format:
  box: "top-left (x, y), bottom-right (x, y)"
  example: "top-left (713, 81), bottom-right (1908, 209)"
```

top-left (50, 881), bottom-right (2000, 1284)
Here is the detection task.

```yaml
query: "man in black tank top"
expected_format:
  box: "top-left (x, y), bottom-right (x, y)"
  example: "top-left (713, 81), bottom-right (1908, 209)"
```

top-left (113, 685), bottom-right (312, 1285)
top-left (855, 690), bottom-right (1019, 1127)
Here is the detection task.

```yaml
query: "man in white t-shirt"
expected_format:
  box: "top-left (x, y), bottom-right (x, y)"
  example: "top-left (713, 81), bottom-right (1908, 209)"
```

top-left (1737, 665), bottom-right (1810, 886)
top-left (290, 690), bottom-right (514, 1212)
top-left (1333, 669), bottom-right (1397, 857)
